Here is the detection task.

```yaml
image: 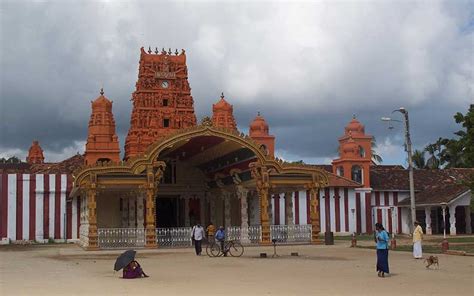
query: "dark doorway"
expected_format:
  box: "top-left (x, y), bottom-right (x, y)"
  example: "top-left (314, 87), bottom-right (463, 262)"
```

top-left (156, 196), bottom-right (178, 227)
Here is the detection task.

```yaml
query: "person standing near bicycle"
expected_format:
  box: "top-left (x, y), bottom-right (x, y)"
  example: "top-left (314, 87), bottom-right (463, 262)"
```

top-left (206, 222), bottom-right (216, 243)
top-left (191, 223), bottom-right (205, 256)
top-left (215, 226), bottom-right (226, 256)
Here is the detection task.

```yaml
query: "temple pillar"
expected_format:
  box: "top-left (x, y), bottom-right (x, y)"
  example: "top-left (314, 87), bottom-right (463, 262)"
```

top-left (144, 165), bottom-right (163, 248)
top-left (465, 206), bottom-right (472, 234)
top-left (269, 195), bottom-right (273, 225)
top-left (209, 194), bottom-right (216, 225)
top-left (306, 184), bottom-right (321, 244)
top-left (449, 205), bottom-right (457, 235)
top-left (199, 194), bottom-right (206, 225)
top-left (236, 186), bottom-right (250, 244)
top-left (250, 163), bottom-right (271, 245)
top-left (137, 194), bottom-right (145, 228)
top-left (424, 207), bottom-right (432, 235)
top-left (184, 196), bottom-right (190, 227)
top-left (121, 197), bottom-right (129, 228)
top-left (145, 187), bottom-right (157, 247)
top-left (86, 183), bottom-right (98, 250)
top-left (284, 192), bottom-right (294, 225)
top-left (128, 195), bottom-right (136, 228)
top-left (79, 195), bottom-right (90, 247)
top-left (258, 186), bottom-right (271, 244)
top-left (224, 191), bottom-right (232, 227)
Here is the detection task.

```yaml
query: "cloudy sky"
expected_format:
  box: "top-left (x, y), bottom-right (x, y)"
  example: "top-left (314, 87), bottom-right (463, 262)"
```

top-left (0, 0), bottom-right (472, 166)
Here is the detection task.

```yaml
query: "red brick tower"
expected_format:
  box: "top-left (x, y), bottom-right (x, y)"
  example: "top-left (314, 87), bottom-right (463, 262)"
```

top-left (249, 112), bottom-right (275, 157)
top-left (26, 140), bottom-right (45, 164)
top-left (212, 92), bottom-right (237, 130)
top-left (124, 47), bottom-right (197, 159)
top-left (84, 88), bottom-right (121, 165)
top-left (332, 116), bottom-right (373, 187)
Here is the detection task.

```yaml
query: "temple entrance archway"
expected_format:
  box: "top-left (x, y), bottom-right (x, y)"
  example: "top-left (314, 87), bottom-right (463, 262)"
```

top-left (71, 124), bottom-right (329, 250)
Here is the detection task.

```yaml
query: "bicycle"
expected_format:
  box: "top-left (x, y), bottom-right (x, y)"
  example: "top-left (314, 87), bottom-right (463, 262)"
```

top-left (206, 240), bottom-right (244, 257)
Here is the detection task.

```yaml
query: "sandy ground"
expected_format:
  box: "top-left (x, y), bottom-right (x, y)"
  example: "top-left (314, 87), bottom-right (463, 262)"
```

top-left (0, 242), bottom-right (473, 296)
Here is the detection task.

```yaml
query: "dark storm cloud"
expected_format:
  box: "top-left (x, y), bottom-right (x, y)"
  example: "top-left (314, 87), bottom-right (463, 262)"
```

top-left (0, 1), bottom-right (472, 164)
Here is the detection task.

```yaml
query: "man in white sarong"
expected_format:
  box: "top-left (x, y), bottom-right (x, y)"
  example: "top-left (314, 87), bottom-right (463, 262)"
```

top-left (413, 221), bottom-right (424, 259)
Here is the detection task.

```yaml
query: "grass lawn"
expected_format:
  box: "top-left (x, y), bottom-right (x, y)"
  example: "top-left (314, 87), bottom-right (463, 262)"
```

top-left (426, 237), bottom-right (474, 243)
top-left (332, 234), bottom-right (375, 241)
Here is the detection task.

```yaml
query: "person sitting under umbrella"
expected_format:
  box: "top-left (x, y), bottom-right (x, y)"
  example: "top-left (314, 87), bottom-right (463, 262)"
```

top-left (114, 250), bottom-right (149, 279)
top-left (123, 260), bottom-right (149, 279)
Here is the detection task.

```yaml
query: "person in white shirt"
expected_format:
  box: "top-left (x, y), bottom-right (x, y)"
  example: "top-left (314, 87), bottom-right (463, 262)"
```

top-left (191, 223), bottom-right (205, 255)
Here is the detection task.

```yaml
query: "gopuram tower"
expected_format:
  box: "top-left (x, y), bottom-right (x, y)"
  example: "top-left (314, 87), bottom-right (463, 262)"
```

top-left (124, 47), bottom-right (197, 159)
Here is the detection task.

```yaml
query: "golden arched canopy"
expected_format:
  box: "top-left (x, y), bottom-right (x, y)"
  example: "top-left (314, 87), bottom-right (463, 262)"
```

top-left (73, 124), bottom-right (328, 189)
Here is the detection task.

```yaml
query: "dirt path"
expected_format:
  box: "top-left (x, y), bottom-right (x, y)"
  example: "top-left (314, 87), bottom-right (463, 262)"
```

top-left (0, 243), bottom-right (473, 295)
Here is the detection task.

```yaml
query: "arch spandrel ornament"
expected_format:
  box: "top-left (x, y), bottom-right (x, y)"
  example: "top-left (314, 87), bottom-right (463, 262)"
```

top-left (73, 122), bottom-right (329, 190)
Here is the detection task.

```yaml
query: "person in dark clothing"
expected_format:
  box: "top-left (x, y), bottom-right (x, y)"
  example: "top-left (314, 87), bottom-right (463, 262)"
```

top-left (123, 260), bottom-right (149, 279)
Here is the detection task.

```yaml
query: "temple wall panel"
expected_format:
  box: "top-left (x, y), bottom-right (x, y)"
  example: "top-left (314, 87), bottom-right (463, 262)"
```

top-left (0, 173), bottom-right (77, 243)
top-left (97, 194), bottom-right (122, 228)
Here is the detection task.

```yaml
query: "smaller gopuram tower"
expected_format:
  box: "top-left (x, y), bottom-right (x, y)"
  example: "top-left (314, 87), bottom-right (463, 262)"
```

top-left (211, 92), bottom-right (237, 130)
top-left (332, 116), bottom-right (373, 187)
top-left (84, 88), bottom-right (120, 165)
top-left (249, 112), bottom-right (275, 157)
top-left (124, 47), bottom-right (197, 159)
top-left (26, 140), bottom-right (45, 164)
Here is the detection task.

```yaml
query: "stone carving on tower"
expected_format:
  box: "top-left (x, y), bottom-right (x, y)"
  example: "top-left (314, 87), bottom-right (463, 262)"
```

top-left (331, 115), bottom-right (373, 187)
top-left (26, 140), bottom-right (45, 164)
top-left (249, 112), bottom-right (275, 157)
top-left (84, 88), bottom-right (120, 165)
top-left (212, 92), bottom-right (237, 130)
top-left (124, 47), bottom-right (197, 159)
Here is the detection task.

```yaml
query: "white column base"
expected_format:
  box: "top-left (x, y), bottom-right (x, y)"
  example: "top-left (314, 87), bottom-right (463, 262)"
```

top-left (449, 205), bottom-right (457, 236)
top-left (424, 207), bottom-right (432, 235)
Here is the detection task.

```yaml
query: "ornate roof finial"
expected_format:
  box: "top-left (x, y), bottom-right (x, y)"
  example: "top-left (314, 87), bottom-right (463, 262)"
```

top-left (221, 92), bottom-right (224, 99)
top-left (162, 47), bottom-right (166, 54)
top-left (148, 46), bottom-right (152, 54)
top-left (181, 49), bottom-right (185, 55)
top-left (257, 111), bottom-right (261, 116)
top-left (155, 47), bottom-right (159, 54)
top-left (168, 48), bottom-right (172, 55)
top-left (100, 88), bottom-right (104, 96)
top-left (352, 113), bottom-right (356, 119)
top-left (175, 48), bottom-right (179, 55)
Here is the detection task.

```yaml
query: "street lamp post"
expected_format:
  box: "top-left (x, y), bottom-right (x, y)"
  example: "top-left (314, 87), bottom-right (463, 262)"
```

top-left (441, 202), bottom-right (449, 252)
top-left (381, 107), bottom-right (416, 233)
top-left (390, 206), bottom-right (397, 249)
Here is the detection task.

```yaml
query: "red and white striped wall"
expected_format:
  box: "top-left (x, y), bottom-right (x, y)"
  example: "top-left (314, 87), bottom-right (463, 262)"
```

top-left (270, 188), bottom-right (409, 234)
top-left (0, 173), bottom-right (79, 242)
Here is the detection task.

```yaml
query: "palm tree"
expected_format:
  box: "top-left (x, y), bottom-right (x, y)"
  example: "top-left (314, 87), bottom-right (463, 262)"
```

top-left (424, 143), bottom-right (440, 169)
top-left (412, 149), bottom-right (426, 169)
top-left (371, 138), bottom-right (383, 164)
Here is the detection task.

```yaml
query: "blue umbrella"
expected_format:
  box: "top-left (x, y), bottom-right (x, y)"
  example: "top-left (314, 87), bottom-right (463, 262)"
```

top-left (114, 249), bottom-right (136, 271)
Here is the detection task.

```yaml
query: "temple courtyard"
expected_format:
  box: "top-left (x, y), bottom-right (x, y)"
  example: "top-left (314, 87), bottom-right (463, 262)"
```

top-left (0, 242), bottom-right (473, 295)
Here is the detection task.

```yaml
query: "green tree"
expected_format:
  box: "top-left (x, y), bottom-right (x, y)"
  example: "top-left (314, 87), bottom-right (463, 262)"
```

top-left (412, 149), bottom-right (426, 169)
top-left (371, 138), bottom-right (383, 164)
top-left (0, 156), bottom-right (22, 164)
top-left (424, 142), bottom-right (441, 169)
top-left (425, 105), bottom-right (474, 169)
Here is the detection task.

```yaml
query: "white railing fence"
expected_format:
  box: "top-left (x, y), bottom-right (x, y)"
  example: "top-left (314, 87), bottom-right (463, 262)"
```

top-left (97, 224), bottom-right (312, 249)
top-left (98, 228), bottom-right (146, 249)
top-left (226, 226), bottom-right (262, 244)
top-left (270, 225), bottom-right (312, 243)
top-left (156, 227), bottom-right (193, 248)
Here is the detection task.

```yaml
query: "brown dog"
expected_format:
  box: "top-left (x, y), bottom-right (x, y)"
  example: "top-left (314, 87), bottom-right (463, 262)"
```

top-left (424, 255), bottom-right (439, 269)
